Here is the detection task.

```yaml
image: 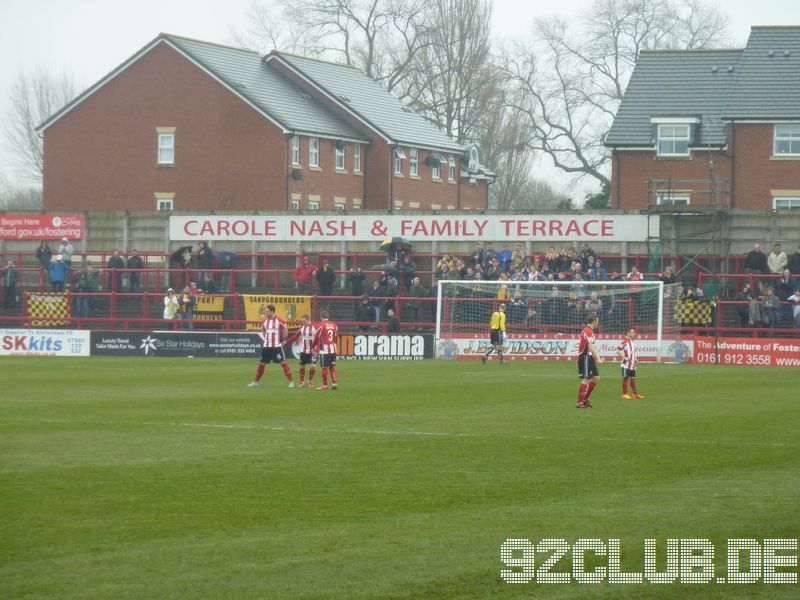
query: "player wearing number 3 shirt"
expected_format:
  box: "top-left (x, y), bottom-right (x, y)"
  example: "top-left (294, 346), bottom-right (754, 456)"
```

top-left (312, 309), bottom-right (339, 390)
top-left (248, 304), bottom-right (295, 388)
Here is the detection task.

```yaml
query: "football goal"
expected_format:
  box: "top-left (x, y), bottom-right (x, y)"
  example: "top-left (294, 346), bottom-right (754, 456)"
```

top-left (435, 280), bottom-right (683, 362)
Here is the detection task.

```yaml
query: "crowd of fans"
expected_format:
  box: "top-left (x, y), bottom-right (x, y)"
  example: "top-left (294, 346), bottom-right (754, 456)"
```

top-left (2, 238), bottom-right (799, 332)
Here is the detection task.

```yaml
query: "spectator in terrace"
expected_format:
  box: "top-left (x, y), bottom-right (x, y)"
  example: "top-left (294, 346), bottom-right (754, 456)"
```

top-left (579, 243), bottom-right (596, 270)
top-left (544, 247), bottom-right (559, 273)
top-left (760, 287), bottom-right (781, 328)
top-left (508, 291), bottom-right (527, 323)
top-left (345, 266), bottom-right (366, 297)
top-left (72, 264), bottom-right (93, 318)
top-left (163, 288), bottom-right (179, 325)
top-left (196, 241), bottom-right (214, 281)
top-left (354, 295), bottom-right (373, 331)
top-left (584, 291), bottom-right (603, 317)
top-left (178, 286), bottom-right (195, 329)
top-left (587, 258), bottom-right (608, 281)
top-left (469, 243), bottom-right (484, 269)
top-left (498, 244), bottom-right (513, 272)
top-left (57, 237), bottom-right (74, 269)
top-left (294, 256), bottom-right (316, 295)
top-left (744, 243), bottom-right (768, 274)
top-left (36, 240), bottom-right (52, 281)
top-left (2, 260), bottom-right (19, 309)
top-left (367, 278), bottom-right (386, 322)
top-left (735, 284), bottom-right (753, 328)
top-left (510, 248), bottom-right (527, 272)
top-left (484, 257), bottom-right (502, 281)
top-left (767, 243), bottom-right (788, 275)
top-left (386, 308), bottom-right (400, 332)
top-left (788, 288), bottom-right (800, 328)
top-left (106, 250), bottom-right (125, 292)
top-left (775, 268), bottom-right (796, 323)
top-left (200, 273), bottom-right (219, 294)
top-left (126, 249), bottom-right (144, 292)
top-left (659, 265), bottom-right (677, 285)
top-left (49, 255), bottom-right (69, 292)
top-left (399, 254), bottom-right (416, 290)
top-left (747, 290), bottom-right (762, 327)
top-left (789, 245), bottom-right (800, 276)
top-left (436, 254), bottom-right (454, 278)
top-left (627, 265), bottom-right (643, 282)
top-left (407, 276), bottom-right (428, 325)
top-left (316, 258), bottom-right (336, 296)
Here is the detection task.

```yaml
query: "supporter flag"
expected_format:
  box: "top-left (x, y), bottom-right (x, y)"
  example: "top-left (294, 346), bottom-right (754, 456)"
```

top-left (25, 291), bottom-right (71, 327)
top-left (241, 294), bottom-right (311, 331)
top-left (194, 295), bottom-right (225, 321)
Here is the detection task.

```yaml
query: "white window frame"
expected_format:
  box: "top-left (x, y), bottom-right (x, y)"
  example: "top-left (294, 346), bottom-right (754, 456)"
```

top-left (656, 193), bottom-right (690, 206)
top-left (335, 144), bottom-right (346, 170)
top-left (448, 155), bottom-right (455, 181)
top-left (291, 136), bottom-right (300, 165)
top-left (431, 157), bottom-right (441, 180)
top-left (156, 198), bottom-right (173, 211)
top-left (354, 144), bottom-right (362, 172)
top-left (409, 149), bottom-right (419, 177)
top-left (394, 148), bottom-right (405, 174)
top-left (334, 202), bottom-right (346, 212)
top-left (157, 133), bottom-right (175, 165)
top-left (309, 137), bottom-right (320, 167)
top-left (308, 200), bottom-right (320, 211)
top-left (290, 199), bottom-right (300, 211)
top-left (657, 124), bottom-right (690, 156)
top-left (774, 124), bottom-right (800, 156)
top-left (773, 197), bottom-right (800, 209)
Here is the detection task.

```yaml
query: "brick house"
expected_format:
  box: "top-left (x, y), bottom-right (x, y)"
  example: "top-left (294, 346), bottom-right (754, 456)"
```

top-left (39, 34), bottom-right (494, 213)
top-left (606, 26), bottom-right (800, 211)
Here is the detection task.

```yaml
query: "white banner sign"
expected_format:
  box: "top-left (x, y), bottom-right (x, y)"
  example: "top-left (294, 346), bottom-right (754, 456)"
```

top-left (170, 214), bottom-right (657, 242)
top-left (438, 334), bottom-right (693, 363)
top-left (1, 329), bottom-right (91, 356)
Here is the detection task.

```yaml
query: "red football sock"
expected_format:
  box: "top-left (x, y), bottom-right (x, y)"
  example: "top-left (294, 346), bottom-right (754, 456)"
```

top-left (578, 383), bottom-right (589, 404)
top-left (321, 368), bottom-right (328, 385)
top-left (308, 366), bottom-right (316, 385)
top-left (299, 366), bottom-right (305, 384)
top-left (282, 362), bottom-right (293, 382)
top-left (255, 362), bottom-right (265, 382)
top-left (586, 381), bottom-right (597, 400)
top-left (630, 377), bottom-right (638, 394)
top-left (329, 366), bottom-right (337, 385)
top-left (622, 378), bottom-right (628, 394)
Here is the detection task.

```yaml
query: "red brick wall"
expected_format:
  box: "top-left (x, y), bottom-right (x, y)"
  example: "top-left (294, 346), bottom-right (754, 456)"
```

top-left (460, 179), bottom-right (489, 210)
top-left (392, 149), bottom-right (459, 209)
top-left (731, 124), bottom-right (800, 209)
top-left (288, 136), bottom-right (366, 210)
top-left (611, 148), bottom-right (733, 209)
top-left (43, 42), bottom-right (287, 212)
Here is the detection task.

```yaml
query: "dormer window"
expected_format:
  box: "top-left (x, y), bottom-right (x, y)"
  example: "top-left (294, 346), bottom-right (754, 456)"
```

top-left (469, 147), bottom-right (479, 169)
top-left (656, 124), bottom-right (690, 156)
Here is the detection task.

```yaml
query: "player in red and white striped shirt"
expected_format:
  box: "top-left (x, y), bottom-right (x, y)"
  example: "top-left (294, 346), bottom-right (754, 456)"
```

top-left (248, 304), bottom-right (295, 388)
top-left (577, 313), bottom-right (603, 408)
top-left (616, 328), bottom-right (644, 399)
top-left (312, 308), bottom-right (339, 390)
top-left (285, 314), bottom-right (318, 388)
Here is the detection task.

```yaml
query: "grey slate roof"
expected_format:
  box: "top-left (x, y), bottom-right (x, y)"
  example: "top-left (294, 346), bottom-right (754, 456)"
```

top-left (606, 49), bottom-right (742, 148)
top-left (608, 26), bottom-right (800, 148)
top-left (164, 35), bottom-right (368, 141)
top-left (273, 53), bottom-right (465, 154)
top-left (722, 27), bottom-right (800, 119)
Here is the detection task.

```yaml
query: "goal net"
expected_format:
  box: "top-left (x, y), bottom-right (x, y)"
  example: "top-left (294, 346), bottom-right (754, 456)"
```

top-left (435, 280), bottom-right (684, 362)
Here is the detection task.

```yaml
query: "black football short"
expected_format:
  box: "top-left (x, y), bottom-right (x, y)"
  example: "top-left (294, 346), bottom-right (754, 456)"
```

top-left (260, 346), bottom-right (285, 364)
top-left (621, 367), bottom-right (636, 378)
top-left (320, 353), bottom-right (336, 367)
top-left (577, 354), bottom-right (599, 379)
top-left (490, 329), bottom-right (501, 345)
top-left (299, 352), bottom-right (316, 366)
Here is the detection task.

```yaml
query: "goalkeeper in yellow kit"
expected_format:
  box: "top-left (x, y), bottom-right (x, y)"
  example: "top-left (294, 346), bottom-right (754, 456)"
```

top-left (481, 302), bottom-right (507, 365)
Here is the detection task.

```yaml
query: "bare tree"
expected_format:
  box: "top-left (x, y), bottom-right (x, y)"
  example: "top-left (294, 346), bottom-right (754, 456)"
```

top-left (5, 69), bottom-right (79, 184)
top-left (504, 0), bottom-right (730, 188)
top-left (232, 1), bottom-right (324, 55)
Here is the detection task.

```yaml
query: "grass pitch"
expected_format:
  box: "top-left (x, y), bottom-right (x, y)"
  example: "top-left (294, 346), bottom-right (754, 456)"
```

top-left (1, 356), bottom-right (799, 599)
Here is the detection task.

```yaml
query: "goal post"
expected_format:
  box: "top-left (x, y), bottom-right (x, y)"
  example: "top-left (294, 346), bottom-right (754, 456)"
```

top-left (435, 279), bottom-right (683, 362)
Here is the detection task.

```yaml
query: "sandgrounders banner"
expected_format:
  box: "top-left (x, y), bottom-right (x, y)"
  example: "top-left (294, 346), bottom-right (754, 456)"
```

top-left (241, 294), bottom-right (311, 331)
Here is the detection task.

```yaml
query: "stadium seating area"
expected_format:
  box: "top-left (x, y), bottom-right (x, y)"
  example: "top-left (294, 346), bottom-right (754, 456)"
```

top-left (1, 245), bottom-right (799, 337)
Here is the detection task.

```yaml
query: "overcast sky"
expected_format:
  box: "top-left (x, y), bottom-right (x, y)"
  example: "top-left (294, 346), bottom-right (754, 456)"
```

top-left (1, 0), bottom-right (798, 199)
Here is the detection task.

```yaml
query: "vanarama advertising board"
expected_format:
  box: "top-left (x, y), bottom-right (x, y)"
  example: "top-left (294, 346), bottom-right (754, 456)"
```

top-left (336, 334), bottom-right (434, 360)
